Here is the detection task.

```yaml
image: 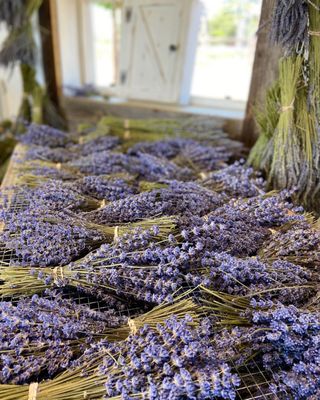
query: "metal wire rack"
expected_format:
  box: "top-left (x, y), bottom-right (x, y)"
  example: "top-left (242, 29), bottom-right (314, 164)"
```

top-left (0, 145), bottom-right (284, 400)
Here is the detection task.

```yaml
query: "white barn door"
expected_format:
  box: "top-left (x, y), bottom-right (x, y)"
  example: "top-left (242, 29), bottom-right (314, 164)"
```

top-left (116, 0), bottom-right (202, 104)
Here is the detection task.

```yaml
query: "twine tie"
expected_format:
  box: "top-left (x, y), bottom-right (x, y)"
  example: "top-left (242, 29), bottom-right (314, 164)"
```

top-left (128, 318), bottom-right (137, 334)
top-left (28, 382), bottom-right (38, 400)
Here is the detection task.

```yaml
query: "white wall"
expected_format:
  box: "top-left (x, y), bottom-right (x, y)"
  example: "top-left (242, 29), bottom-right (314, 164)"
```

top-left (0, 23), bottom-right (23, 121)
top-left (55, 0), bottom-right (83, 87)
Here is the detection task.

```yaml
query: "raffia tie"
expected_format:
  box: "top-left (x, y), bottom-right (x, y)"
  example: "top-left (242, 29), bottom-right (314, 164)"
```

top-left (28, 382), bottom-right (38, 400)
top-left (124, 119), bottom-right (131, 139)
top-left (281, 99), bottom-right (295, 113)
top-left (52, 267), bottom-right (64, 284)
top-left (56, 163), bottom-right (62, 170)
top-left (309, 30), bottom-right (320, 37)
top-left (113, 226), bottom-right (119, 241)
top-left (128, 318), bottom-right (137, 334)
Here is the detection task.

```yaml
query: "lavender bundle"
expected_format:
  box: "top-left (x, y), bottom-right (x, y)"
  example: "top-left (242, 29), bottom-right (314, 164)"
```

top-left (133, 152), bottom-right (194, 181)
top-left (128, 138), bottom-right (196, 158)
top-left (23, 145), bottom-right (74, 163)
top-left (86, 181), bottom-right (224, 224)
top-left (0, 206), bottom-right (175, 266)
top-left (15, 180), bottom-right (101, 212)
top-left (74, 174), bottom-right (137, 201)
top-left (0, 291), bottom-right (127, 384)
top-left (201, 290), bottom-right (320, 399)
top-left (0, 314), bottom-right (240, 400)
top-left (202, 160), bottom-right (266, 198)
top-left (0, 211), bottom-right (269, 302)
top-left (212, 190), bottom-right (305, 228)
top-left (259, 222), bottom-right (320, 267)
top-left (174, 142), bottom-right (231, 172)
top-left (67, 150), bottom-right (135, 175)
top-left (21, 124), bottom-right (74, 148)
top-left (70, 135), bottom-right (120, 156)
top-left (197, 252), bottom-right (315, 306)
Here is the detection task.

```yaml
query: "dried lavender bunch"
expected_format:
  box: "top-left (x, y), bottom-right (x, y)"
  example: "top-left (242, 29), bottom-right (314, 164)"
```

top-left (212, 191), bottom-right (305, 228)
top-left (86, 181), bottom-right (223, 224)
top-left (0, 207), bottom-right (105, 266)
top-left (23, 145), bottom-right (74, 163)
top-left (21, 124), bottom-right (73, 148)
top-left (0, 0), bottom-right (26, 28)
top-left (0, 26), bottom-right (35, 67)
top-left (175, 142), bottom-right (231, 172)
top-left (259, 222), bottom-right (320, 267)
top-left (248, 301), bottom-right (320, 399)
top-left (203, 160), bottom-right (266, 198)
top-left (0, 206), bottom-right (175, 267)
top-left (133, 152), bottom-right (194, 181)
top-left (70, 135), bottom-right (120, 156)
top-left (181, 211), bottom-right (269, 257)
top-left (197, 252), bottom-right (315, 305)
top-left (74, 174), bottom-right (137, 201)
top-left (18, 179), bottom-right (101, 212)
top-left (271, 0), bottom-right (309, 53)
top-left (67, 150), bottom-right (135, 175)
top-left (0, 291), bottom-right (127, 384)
top-left (128, 138), bottom-right (197, 158)
top-left (76, 315), bottom-right (240, 400)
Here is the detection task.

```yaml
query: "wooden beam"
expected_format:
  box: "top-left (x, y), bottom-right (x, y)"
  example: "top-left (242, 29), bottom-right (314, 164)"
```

top-left (38, 0), bottom-right (63, 108)
top-left (242, 0), bottom-right (281, 147)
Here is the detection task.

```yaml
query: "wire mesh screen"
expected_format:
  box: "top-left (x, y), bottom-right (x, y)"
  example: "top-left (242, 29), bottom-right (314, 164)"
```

top-left (0, 145), bottom-right (282, 400)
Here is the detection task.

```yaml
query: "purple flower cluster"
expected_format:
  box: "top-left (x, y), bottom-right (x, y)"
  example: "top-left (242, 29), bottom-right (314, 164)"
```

top-left (128, 138), bottom-right (197, 158)
top-left (21, 124), bottom-right (73, 148)
top-left (212, 191), bottom-right (305, 227)
top-left (86, 181), bottom-right (223, 224)
top-left (79, 315), bottom-right (240, 399)
top-left (133, 152), bottom-right (194, 181)
top-left (260, 224), bottom-right (320, 267)
top-left (67, 150), bottom-right (135, 175)
top-left (0, 207), bottom-right (104, 266)
top-left (0, 291), bottom-right (126, 384)
top-left (248, 302), bottom-right (320, 399)
top-left (74, 174), bottom-right (137, 201)
top-left (21, 179), bottom-right (100, 211)
top-left (204, 160), bottom-right (267, 197)
top-left (23, 145), bottom-right (74, 163)
top-left (176, 142), bottom-right (232, 171)
top-left (70, 135), bottom-right (120, 156)
top-left (181, 211), bottom-right (269, 257)
top-left (198, 252), bottom-right (314, 304)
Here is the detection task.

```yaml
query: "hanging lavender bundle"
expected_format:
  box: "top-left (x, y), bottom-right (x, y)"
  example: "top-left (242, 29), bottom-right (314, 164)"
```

top-left (86, 181), bottom-right (223, 224)
top-left (0, 0), bottom-right (26, 28)
top-left (271, 0), bottom-right (309, 53)
top-left (0, 291), bottom-right (127, 384)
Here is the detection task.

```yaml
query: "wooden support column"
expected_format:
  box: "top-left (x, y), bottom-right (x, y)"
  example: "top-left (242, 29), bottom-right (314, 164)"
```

top-left (38, 0), bottom-right (63, 108)
top-left (242, 0), bottom-right (281, 147)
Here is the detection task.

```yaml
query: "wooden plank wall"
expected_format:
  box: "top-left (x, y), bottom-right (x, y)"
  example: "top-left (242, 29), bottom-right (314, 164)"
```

top-left (242, 0), bottom-right (281, 147)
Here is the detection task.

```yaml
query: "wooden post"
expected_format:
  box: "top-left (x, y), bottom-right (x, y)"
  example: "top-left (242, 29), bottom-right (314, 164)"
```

top-left (38, 0), bottom-right (63, 108)
top-left (242, 0), bottom-right (281, 147)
